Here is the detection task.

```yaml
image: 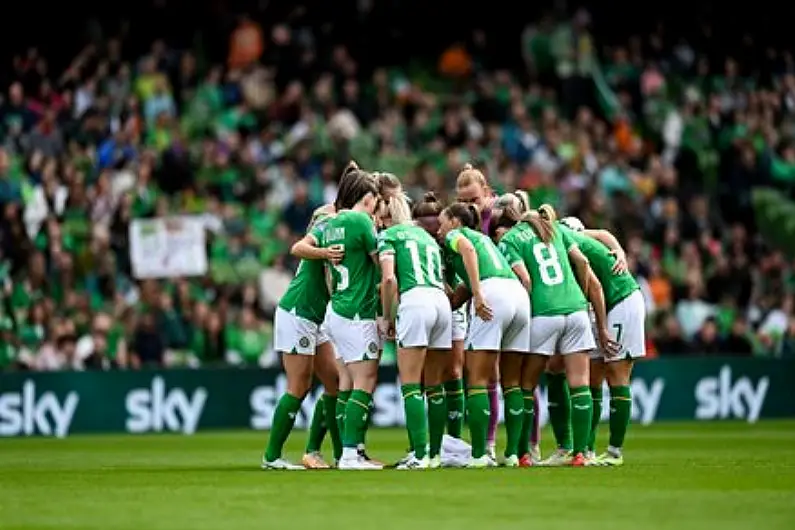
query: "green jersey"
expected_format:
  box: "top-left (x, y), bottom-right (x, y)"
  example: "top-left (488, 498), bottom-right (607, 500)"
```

top-left (499, 223), bottom-right (587, 316)
top-left (558, 224), bottom-right (638, 311)
top-left (278, 214), bottom-right (332, 324)
top-left (443, 227), bottom-right (516, 291)
top-left (313, 210), bottom-right (379, 320)
top-left (378, 223), bottom-right (445, 294)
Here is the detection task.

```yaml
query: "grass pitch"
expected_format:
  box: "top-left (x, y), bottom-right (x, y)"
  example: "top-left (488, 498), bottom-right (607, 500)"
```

top-left (1, 422), bottom-right (794, 530)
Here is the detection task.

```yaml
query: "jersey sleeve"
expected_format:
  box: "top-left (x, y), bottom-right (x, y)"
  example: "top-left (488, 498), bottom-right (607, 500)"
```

top-left (498, 236), bottom-right (523, 267)
top-left (377, 229), bottom-right (395, 258)
top-left (444, 229), bottom-right (465, 254)
top-left (308, 222), bottom-right (324, 245)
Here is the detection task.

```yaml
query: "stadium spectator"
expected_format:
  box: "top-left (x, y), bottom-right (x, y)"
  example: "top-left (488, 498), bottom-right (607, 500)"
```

top-left (1, 5), bottom-right (795, 372)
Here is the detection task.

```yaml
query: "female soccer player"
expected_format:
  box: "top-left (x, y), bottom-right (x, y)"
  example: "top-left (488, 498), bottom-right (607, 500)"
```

top-left (292, 176), bottom-right (383, 470)
top-left (490, 207), bottom-right (614, 466)
top-left (378, 193), bottom-right (452, 469)
top-left (559, 215), bottom-right (644, 466)
top-left (438, 202), bottom-right (531, 467)
top-left (263, 163), bottom-right (368, 470)
top-left (413, 194), bottom-right (467, 440)
top-left (300, 164), bottom-right (375, 468)
top-left (456, 167), bottom-right (542, 461)
top-left (454, 166), bottom-right (501, 457)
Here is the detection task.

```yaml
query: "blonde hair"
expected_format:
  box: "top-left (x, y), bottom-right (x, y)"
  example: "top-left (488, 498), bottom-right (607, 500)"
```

top-left (456, 163), bottom-right (488, 189)
top-left (386, 193), bottom-right (413, 224)
top-left (374, 172), bottom-right (402, 197)
top-left (538, 203), bottom-right (558, 223)
top-left (522, 209), bottom-right (556, 244)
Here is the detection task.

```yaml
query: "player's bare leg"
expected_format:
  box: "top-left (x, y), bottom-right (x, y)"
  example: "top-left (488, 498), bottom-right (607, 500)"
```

top-left (595, 359), bottom-right (634, 466)
top-left (262, 353), bottom-right (313, 470)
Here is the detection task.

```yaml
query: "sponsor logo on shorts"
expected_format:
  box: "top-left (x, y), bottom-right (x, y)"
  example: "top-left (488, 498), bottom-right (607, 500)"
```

top-left (299, 336), bottom-right (310, 348)
top-left (368, 342), bottom-right (378, 354)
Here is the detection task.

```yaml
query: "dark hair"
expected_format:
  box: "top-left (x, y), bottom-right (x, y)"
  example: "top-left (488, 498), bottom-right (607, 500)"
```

top-left (444, 202), bottom-right (480, 230)
top-left (488, 205), bottom-right (523, 238)
top-left (348, 174), bottom-right (379, 206)
top-left (334, 161), bottom-right (370, 210)
top-left (412, 191), bottom-right (444, 219)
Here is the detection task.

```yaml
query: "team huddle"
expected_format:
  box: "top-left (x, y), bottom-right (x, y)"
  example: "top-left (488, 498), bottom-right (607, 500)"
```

top-left (262, 162), bottom-right (645, 470)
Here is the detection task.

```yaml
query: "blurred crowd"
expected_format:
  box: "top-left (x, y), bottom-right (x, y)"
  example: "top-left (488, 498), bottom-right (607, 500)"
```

top-left (1, 6), bottom-right (795, 373)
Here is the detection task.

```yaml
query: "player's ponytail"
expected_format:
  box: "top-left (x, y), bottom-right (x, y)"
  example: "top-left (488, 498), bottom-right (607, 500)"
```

top-left (522, 210), bottom-right (555, 244)
top-left (488, 205), bottom-right (522, 239)
top-left (538, 203), bottom-right (557, 223)
top-left (386, 193), bottom-right (413, 224)
top-left (335, 163), bottom-right (370, 211)
top-left (514, 190), bottom-right (531, 213)
top-left (465, 204), bottom-right (481, 230)
top-left (444, 202), bottom-right (480, 230)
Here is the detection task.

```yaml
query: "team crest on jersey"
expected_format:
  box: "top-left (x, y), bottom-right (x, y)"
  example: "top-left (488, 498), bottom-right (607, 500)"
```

top-left (368, 342), bottom-right (378, 353)
top-left (397, 232), bottom-right (406, 240)
top-left (299, 336), bottom-right (310, 348)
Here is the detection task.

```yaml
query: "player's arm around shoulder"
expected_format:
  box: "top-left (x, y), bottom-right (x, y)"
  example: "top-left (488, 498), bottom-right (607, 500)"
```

top-left (291, 228), bottom-right (342, 262)
top-left (584, 228), bottom-right (628, 274)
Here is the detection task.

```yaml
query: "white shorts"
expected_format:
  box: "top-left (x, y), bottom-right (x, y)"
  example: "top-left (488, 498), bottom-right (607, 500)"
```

top-left (325, 308), bottom-right (381, 364)
top-left (274, 307), bottom-right (329, 355)
top-left (529, 310), bottom-right (595, 356)
top-left (452, 306), bottom-right (467, 342)
top-left (466, 278), bottom-right (531, 352)
top-left (593, 290), bottom-right (646, 362)
top-left (397, 287), bottom-right (453, 350)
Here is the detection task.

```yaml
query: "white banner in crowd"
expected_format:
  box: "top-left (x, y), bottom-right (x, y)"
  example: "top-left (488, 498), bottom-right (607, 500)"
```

top-left (130, 216), bottom-right (208, 279)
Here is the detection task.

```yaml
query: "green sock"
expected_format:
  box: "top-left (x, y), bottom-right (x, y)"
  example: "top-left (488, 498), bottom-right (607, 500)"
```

top-left (343, 390), bottom-right (372, 448)
top-left (264, 393), bottom-right (303, 462)
top-left (322, 394), bottom-right (343, 461)
top-left (336, 390), bottom-right (350, 443)
top-left (519, 389), bottom-right (535, 457)
top-left (466, 386), bottom-right (490, 458)
top-left (360, 402), bottom-right (375, 447)
top-left (426, 384), bottom-right (446, 458)
top-left (547, 373), bottom-right (572, 450)
top-left (588, 387), bottom-right (603, 452)
top-left (444, 379), bottom-right (465, 438)
top-left (569, 386), bottom-right (593, 455)
top-left (305, 397), bottom-right (327, 453)
top-left (609, 385), bottom-right (632, 450)
top-left (502, 386), bottom-right (524, 458)
top-left (402, 383), bottom-right (428, 458)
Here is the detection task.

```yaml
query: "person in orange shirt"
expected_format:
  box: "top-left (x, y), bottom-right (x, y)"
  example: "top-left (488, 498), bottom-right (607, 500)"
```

top-left (228, 15), bottom-right (264, 70)
top-left (439, 43), bottom-right (472, 78)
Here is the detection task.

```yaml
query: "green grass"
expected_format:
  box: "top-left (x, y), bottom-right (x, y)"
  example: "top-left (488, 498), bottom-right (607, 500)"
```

top-left (1, 422), bottom-right (794, 530)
